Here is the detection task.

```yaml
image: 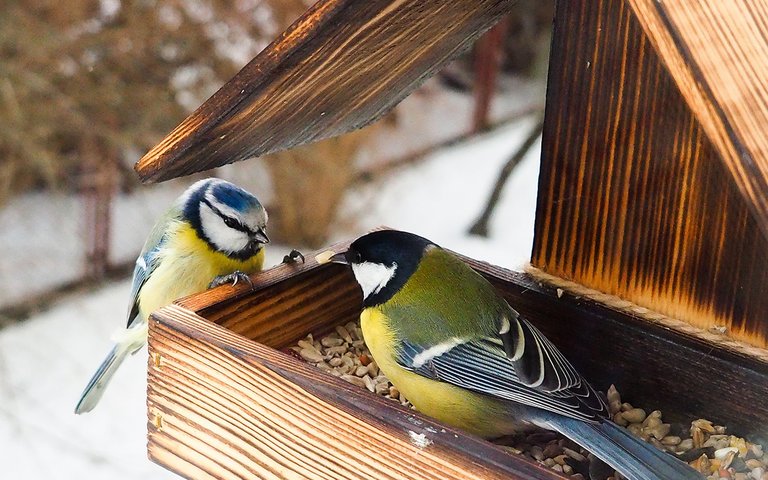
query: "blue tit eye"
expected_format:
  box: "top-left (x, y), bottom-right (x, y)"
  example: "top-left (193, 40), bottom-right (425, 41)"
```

top-left (223, 216), bottom-right (240, 229)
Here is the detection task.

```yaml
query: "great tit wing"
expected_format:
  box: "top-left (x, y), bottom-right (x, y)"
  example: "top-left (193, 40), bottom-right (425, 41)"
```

top-left (419, 249), bottom-right (584, 393)
top-left (398, 335), bottom-right (609, 422)
top-left (498, 313), bottom-right (584, 392)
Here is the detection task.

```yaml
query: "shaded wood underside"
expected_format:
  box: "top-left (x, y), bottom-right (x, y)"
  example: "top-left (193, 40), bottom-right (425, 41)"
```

top-left (627, 0), bottom-right (768, 239)
top-left (534, 0), bottom-right (768, 349)
top-left (134, 0), bottom-right (514, 183)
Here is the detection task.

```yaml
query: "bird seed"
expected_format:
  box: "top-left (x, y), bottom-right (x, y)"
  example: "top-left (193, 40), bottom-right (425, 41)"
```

top-left (287, 322), bottom-right (768, 480)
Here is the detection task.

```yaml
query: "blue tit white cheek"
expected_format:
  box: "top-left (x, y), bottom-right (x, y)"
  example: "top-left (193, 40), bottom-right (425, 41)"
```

top-left (137, 220), bottom-right (264, 320)
top-left (350, 261), bottom-right (398, 299)
top-left (199, 202), bottom-right (250, 253)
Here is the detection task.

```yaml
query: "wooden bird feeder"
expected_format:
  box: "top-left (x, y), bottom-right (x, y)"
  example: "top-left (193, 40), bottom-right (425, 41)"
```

top-left (142, 1), bottom-right (768, 479)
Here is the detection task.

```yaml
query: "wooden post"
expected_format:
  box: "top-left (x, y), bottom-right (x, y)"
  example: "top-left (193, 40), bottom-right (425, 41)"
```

top-left (471, 18), bottom-right (509, 133)
top-left (82, 135), bottom-right (115, 279)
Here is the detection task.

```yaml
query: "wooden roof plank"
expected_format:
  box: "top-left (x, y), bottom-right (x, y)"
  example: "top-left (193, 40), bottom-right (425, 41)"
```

top-left (628, 0), bottom-right (768, 237)
top-left (134, 0), bottom-right (514, 183)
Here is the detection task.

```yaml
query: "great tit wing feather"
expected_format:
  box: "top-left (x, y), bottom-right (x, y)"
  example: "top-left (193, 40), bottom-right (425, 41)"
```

top-left (398, 338), bottom-right (608, 422)
top-left (417, 250), bottom-right (589, 392)
top-left (398, 247), bottom-right (608, 419)
top-left (510, 316), bottom-right (584, 391)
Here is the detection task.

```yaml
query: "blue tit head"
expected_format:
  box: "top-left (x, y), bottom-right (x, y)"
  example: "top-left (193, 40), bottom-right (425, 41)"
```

top-left (182, 178), bottom-right (269, 260)
top-left (332, 230), bottom-right (435, 307)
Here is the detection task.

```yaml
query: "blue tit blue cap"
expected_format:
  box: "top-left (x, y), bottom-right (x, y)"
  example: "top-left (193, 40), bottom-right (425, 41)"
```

top-left (210, 181), bottom-right (262, 212)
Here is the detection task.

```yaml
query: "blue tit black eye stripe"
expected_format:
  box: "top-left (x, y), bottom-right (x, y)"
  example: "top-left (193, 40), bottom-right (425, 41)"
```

top-left (202, 198), bottom-right (253, 235)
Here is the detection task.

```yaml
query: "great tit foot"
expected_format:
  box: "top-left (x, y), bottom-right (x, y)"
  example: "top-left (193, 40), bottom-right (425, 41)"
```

top-left (209, 271), bottom-right (254, 290)
top-left (282, 249), bottom-right (305, 264)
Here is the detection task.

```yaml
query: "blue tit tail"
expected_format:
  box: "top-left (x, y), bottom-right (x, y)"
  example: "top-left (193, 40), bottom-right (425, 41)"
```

top-left (75, 323), bottom-right (147, 414)
top-left (544, 415), bottom-right (703, 480)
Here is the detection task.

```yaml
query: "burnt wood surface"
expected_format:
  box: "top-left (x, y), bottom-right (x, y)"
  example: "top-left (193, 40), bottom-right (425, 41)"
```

top-left (628, 0), bottom-right (768, 238)
top-left (534, 1), bottom-right (768, 349)
top-left (134, 0), bottom-right (515, 183)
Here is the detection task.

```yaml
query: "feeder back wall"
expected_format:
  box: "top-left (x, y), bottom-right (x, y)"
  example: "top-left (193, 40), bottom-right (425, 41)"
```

top-left (533, 0), bottom-right (768, 350)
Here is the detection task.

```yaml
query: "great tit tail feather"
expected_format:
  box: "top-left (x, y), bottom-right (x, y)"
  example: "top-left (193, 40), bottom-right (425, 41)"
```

top-left (546, 416), bottom-right (703, 480)
top-left (74, 343), bottom-right (130, 414)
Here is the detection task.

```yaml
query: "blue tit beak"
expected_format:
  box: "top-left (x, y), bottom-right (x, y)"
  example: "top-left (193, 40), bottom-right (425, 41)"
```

top-left (253, 227), bottom-right (270, 244)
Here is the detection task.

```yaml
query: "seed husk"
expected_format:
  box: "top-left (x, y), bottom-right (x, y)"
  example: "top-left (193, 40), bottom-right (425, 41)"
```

top-left (622, 407), bottom-right (647, 424)
top-left (299, 348), bottom-right (325, 363)
top-left (662, 435), bottom-right (682, 446)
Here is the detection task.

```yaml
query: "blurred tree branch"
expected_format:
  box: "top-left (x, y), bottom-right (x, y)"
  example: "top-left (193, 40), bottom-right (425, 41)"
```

top-left (0, 0), bottom-right (276, 203)
top-left (469, 114), bottom-right (544, 237)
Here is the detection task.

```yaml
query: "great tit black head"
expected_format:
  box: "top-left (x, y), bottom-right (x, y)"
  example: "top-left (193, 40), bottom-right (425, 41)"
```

top-left (331, 230), bottom-right (434, 307)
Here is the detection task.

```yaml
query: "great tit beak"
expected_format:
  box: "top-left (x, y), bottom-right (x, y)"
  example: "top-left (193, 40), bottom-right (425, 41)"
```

top-left (253, 228), bottom-right (270, 244)
top-left (315, 250), bottom-right (349, 265)
top-left (329, 252), bottom-right (348, 264)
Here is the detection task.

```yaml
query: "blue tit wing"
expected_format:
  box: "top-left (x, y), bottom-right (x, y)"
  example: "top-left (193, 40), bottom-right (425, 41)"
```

top-left (125, 206), bottom-right (182, 328)
top-left (125, 246), bottom-right (162, 328)
top-left (397, 318), bottom-right (609, 423)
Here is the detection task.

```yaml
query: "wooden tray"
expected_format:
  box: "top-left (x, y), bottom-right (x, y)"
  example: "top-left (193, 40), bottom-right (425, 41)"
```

top-left (146, 241), bottom-right (768, 480)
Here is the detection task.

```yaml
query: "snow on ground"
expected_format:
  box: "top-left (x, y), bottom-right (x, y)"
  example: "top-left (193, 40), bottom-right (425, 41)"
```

top-left (0, 182), bottom-right (191, 309)
top-left (0, 105), bottom-right (541, 478)
top-left (336, 118), bottom-right (541, 270)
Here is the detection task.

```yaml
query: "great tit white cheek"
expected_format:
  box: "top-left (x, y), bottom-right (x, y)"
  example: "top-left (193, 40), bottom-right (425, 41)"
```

top-left (350, 261), bottom-right (398, 299)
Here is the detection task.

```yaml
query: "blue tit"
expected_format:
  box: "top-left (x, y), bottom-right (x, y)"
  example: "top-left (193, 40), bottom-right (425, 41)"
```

top-left (75, 178), bottom-right (269, 414)
top-left (324, 230), bottom-right (702, 480)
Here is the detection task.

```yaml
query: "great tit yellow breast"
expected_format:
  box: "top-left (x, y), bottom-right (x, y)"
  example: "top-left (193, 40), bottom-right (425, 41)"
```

top-left (138, 222), bottom-right (264, 321)
top-left (360, 307), bottom-right (526, 438)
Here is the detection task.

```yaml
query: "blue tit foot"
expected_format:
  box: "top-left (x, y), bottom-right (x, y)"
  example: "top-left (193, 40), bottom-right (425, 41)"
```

top-left (208, 271), bottom-right (254, 290)
top-left (282, 249), bottom-right (305, 264)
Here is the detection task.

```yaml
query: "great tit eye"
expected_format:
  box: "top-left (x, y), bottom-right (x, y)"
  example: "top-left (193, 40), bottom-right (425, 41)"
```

top-left (354, 251), bottom-right (362, 263)
top-left (223, 216), bottom-right (240, 229)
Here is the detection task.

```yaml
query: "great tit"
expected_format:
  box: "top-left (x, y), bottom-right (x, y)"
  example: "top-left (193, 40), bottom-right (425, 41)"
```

top-left (325, 230), bottom-right (702, 480)
top-left (75, 178), bottom-right (269, 414)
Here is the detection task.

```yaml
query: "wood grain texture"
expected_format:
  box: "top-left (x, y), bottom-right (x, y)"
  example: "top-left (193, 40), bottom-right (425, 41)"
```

top-left (627, 0), bottom-right (768, 238)
top-left (534, 1), bottom-right (768, 348)
top-left (134, 0), bottom-right (515, 183)
top-left (147, 304), bottom-right (561, 480)
top-left (175, 239), bottom-right (362, 347)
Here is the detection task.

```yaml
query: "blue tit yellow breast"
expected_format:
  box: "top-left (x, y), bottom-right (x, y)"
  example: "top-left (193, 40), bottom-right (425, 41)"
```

top-left (137, 222), bottom-right (264, 321)
top-left (360, 307), bottom-right (526, 438)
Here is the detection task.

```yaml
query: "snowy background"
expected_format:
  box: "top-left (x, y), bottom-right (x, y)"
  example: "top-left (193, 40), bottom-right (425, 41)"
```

top-left (0, 79), bottom-right (543, 477)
